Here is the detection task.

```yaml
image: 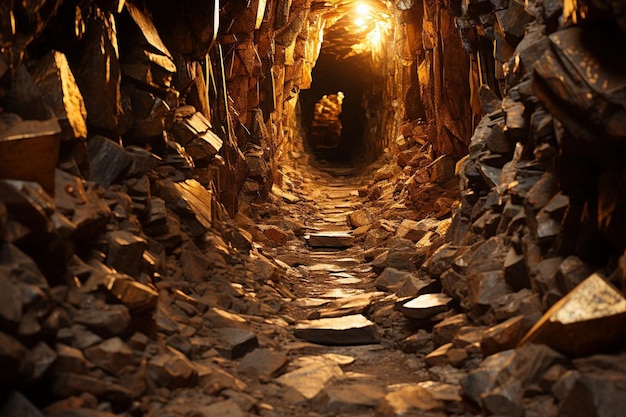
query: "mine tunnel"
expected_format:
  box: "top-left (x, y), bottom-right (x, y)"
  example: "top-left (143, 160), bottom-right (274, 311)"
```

top-left (1, 0), bottom-right (626, 416)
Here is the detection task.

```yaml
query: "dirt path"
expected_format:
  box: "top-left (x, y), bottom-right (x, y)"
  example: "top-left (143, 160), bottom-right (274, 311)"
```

top-left (248, 162), bottom-right (471, 416)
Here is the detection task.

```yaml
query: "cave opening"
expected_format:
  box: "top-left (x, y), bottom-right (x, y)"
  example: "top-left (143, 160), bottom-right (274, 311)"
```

top-left (299, 52), bottom-right (372, 167)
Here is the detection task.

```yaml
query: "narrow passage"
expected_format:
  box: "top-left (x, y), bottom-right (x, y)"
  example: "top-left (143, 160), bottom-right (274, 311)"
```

top-left (248, 156), bottom-right (467, 416)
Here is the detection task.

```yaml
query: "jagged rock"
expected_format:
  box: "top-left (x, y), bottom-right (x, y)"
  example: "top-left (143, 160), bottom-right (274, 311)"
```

top-left (120, 2), bottom-right (176, 89)
top-left (84, 337), bottom-right (136, 376)
top-left (105, 231), bottom-right (147, 277)
top-left (315, 383), bottom-right (384, 414)
top-left (185, 400), bottom-right (246, 417)
top-left (277, 356), bottom-right (345, 400)
top-left (504, 248), bottom-right (529, 291)
top-left (237, 348), bottom-right (288, 381)
top-left (214, 327), bottom-right (259, 359)
top-left (307, 231), bottom-right (355, 248)
top-left (396, 293), bottom-right (452, 320)
top-left (395, 218), bottom-right (439, 242)
top-left (396, 275), bottom-right (439, 298)
top-left (520, 273), bottom-right (626, 356)
top-left (73, 305), bottom-right (131, 337)
top-left (74, 7), bottom-right (124, 132)
top-left (433, 314), bottom-right (469, 347)
top-left (294, 314), bottom-right (378, 345)
top-left (31, 51), bottom-right (87, 140)
top-left (147, 348), bottom-right (197, 388)
top-left (347, 209), bottom-right (374, 228)
top-left (103, 274), bottom-right (158, 312)
top-left (54, 344), bottom-right (89, 375)
top-left (495, 0), bottom-right (535, 39)
top-left (424, 343), bottom-right (468, 367)
top-left (28, 342), bottom-right (57, 380)
top-left (377, 385), bottom-right (443, 415)
top-left (205, 307), bottom-right (248, 329)
top-left (52, 373), bottom-right (132, 409)
top-left (374, 267), bottom-right (413, 292)
top-left (87, 136), bottom-right (132, 188)
top-left (401, 330), bottom-right (433, 353)
top-left (481, 315), bottom-right (525, 356)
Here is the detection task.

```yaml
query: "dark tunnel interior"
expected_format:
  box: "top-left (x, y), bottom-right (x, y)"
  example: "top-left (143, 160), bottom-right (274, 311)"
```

top-left (299, 52), bottom-right (372, 166)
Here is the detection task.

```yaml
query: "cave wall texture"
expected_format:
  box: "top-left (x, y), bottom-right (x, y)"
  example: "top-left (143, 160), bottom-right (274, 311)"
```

top-left (2, 0), bottom-right (626, 412)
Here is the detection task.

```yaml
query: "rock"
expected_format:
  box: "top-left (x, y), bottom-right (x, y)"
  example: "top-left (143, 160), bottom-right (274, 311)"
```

top-left (556, 256), bottom-right (595, 294)
top-left (461, 349), bottom-right (517, 405)
top-left (262, 226), bottom-right (291, 245)
top-left (294, 314), bottom-right (378, 345)
top-left (481, 315), bottom-right (525, 356)
top-left (86, 136), bottom-right (132, 188)
top-left (52, 373), bottom-right (132, 409)
top-left (377, 385), bottom-right (443, 415)
top-left (347, 209), bottom-right (374, 228)
top-left (31, 51), bottom-right (87, 140)
top-left (54, 344), bottom-right (89, 375)
top-left (277, 356), bottom-right (344, 399)
top-left (395, 218), bottom-right (439, 242)
top-left (29, 342), bottom-right (57, 380)
top-left (396, 293), bottom-right (452, 320)
top-left (105, 231), bottom-right (147, 277)
top-left (74, 305), bottom-right (131, 337)
top-left (467, 270), bottom-right (511, 307)
top-left (433, 314), bottom-right (469, 347)
top-left (424, 343), bottom-right (468, 367)
top-left (482, 379), bottom-right (524, 417)
top-left (307, 231), bottom-right (355, 248)
top-left (401, 330), bottom-right (433, 353)
top-left (173, 179), bottom-right (214, 232)
top-left (205, 307), bottom-right (248, 329)
top-left (237, 348), bottom-right (288, 381)
top-left (396, 275), bottom-right (439, 298)
top-left (504, 248), bottom-right (530, 291)
top-left (74, 7), bottom-right (124, 132)
top-left (190, 400), bottom-right (246, 417)
top-left (315, 383), bottom-right (384, 414)
top-left (147, 348), bottom-right (197, 388)
top-left (374, 267), bottom-right (413, 292)
top-left (520, 273), bottom-right (626, 356)
top-left (84, 337), bottom-right (136, 376)
top-left (214, 327), bottom-right (259, 359)
top-left (103, 274), bottom-right (159, 312)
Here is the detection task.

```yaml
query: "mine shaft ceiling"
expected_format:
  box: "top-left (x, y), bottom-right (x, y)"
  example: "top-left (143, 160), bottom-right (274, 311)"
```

top-left (312, 0), bottom-right (393, 59)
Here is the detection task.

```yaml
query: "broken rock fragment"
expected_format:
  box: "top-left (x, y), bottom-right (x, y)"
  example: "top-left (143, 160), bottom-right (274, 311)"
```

top-left (396, 293), bottom-right (452, 320)
top-left (307, 231), bottom-right (355, 248)
top-left (294, 314), bottom-right (378, 345)
top-left (519, 273), bottom-right (626, 356)
top-left (237, 348), bottom-right (288, 381)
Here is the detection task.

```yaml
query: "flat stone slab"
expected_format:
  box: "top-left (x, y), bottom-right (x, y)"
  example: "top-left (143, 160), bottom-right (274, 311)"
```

top-left (294, 314), bottom-right (378, 345)
top-left (307, 231), bottom-right (355, 248)
top-left (396, 293), bottom-right (452, 320)
top-left (237, 348), bottom-right (289, 380)
top-left (319, 383), bottom-right (385, 414)
top-left (277, 357), bottom-right (344, 399)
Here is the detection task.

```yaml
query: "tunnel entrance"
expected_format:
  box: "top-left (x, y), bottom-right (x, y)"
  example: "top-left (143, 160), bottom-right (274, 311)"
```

top-left (299, 52), bottom-right (372, 167)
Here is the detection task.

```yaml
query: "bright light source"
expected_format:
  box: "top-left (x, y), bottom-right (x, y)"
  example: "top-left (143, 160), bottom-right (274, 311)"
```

top-left (354, 17), bottom-right (367, 27)
top-left (356, 3), bottom-right (370, 16)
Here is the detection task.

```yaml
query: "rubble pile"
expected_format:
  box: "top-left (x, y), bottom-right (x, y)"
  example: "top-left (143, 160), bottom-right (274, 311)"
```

top-left (318, 1), bottom-right (626, 415)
